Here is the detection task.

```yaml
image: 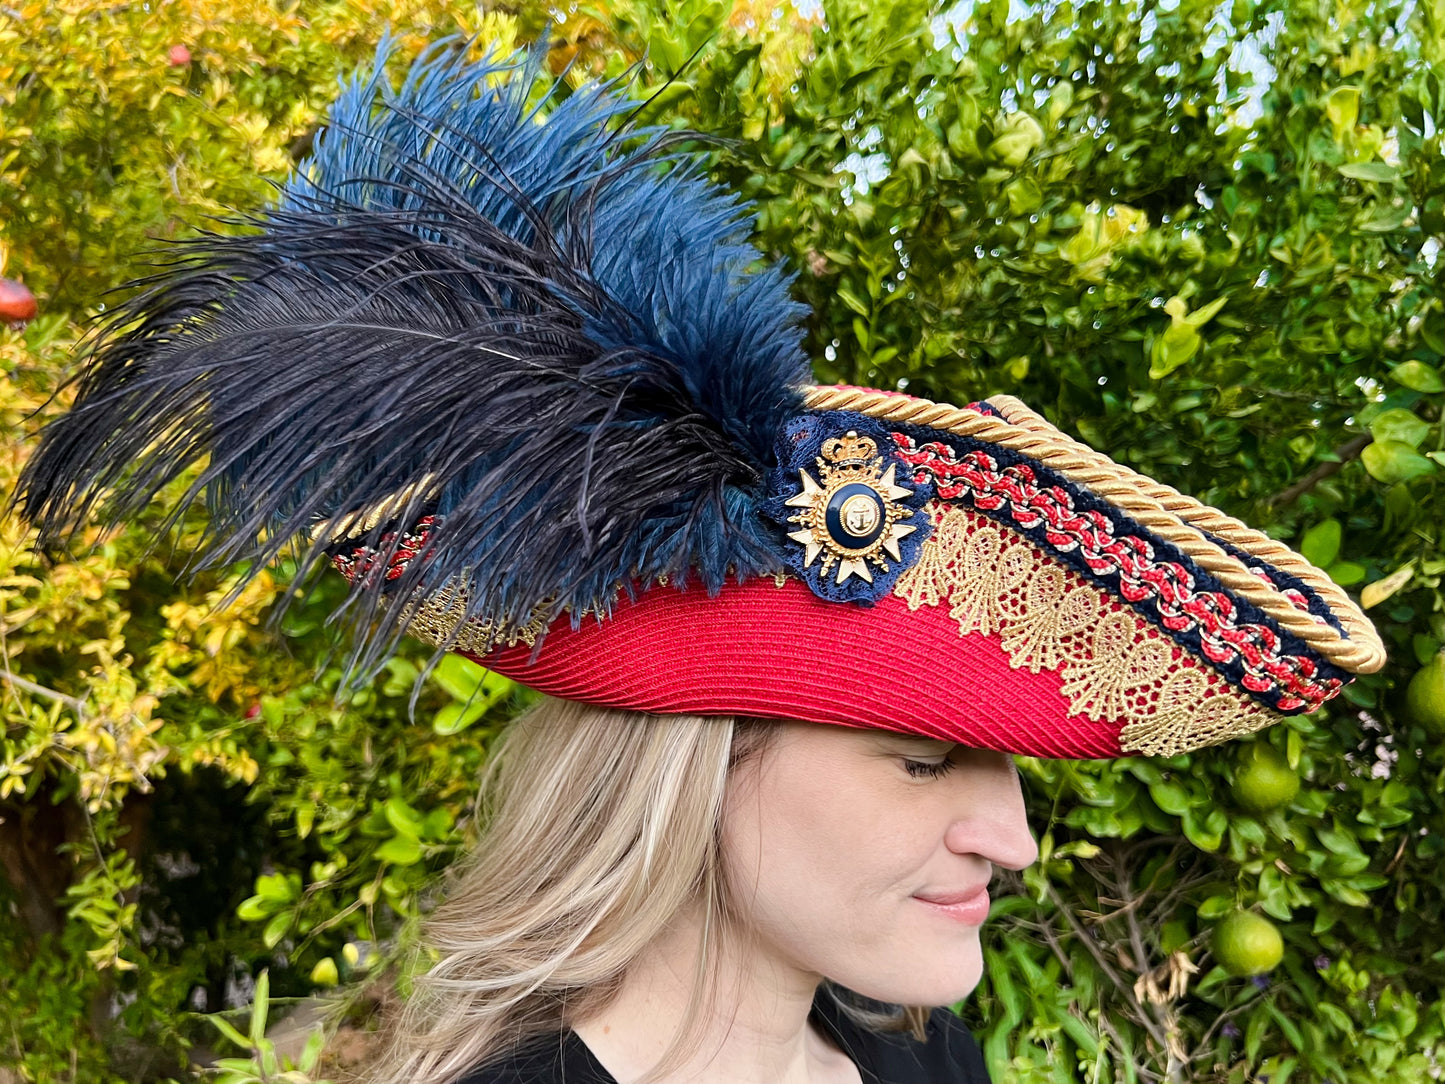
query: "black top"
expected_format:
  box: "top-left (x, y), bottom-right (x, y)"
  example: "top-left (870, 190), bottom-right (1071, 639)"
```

top-left (457, 994), bottom-right (991, 1084)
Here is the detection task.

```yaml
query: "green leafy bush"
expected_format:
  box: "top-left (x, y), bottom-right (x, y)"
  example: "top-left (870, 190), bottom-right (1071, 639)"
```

top-left (677, 0), bottom-right (1445, 1079)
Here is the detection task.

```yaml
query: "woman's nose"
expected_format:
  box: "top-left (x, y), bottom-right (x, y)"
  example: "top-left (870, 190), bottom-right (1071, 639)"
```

top-left (944, 750), bottom-right (1040, 871)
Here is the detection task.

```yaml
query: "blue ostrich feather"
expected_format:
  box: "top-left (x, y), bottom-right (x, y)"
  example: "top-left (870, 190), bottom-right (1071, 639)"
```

top-left (19, 39), bottom-right (811, 677)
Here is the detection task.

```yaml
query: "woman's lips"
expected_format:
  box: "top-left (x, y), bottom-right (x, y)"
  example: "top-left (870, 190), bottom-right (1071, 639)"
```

top-left (913, 886), bottom-right (991, 925)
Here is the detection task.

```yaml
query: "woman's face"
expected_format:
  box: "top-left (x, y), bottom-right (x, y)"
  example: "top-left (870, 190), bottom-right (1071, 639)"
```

top-left (721, 722), bottom-right (1038, 1006)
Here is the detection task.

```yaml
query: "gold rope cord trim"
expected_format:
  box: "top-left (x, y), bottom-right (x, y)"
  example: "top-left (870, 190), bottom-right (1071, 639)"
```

top-left (312, 477), bottom-right (442, 543)
top-left (896, 502), bottom-right (1278, 756)
top-left (805, 385), bottom-right (1386, 675)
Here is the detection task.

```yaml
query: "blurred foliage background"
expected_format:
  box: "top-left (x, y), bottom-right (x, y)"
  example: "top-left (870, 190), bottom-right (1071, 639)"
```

top-left (2, 0), bottom-right (1443, 1082)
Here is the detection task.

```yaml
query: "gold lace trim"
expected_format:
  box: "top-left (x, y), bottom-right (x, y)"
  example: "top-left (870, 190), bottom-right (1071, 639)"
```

top-left (895, 502), bottom-right (1277, 756)
top-left (406, 588), bottom-right (547, 656)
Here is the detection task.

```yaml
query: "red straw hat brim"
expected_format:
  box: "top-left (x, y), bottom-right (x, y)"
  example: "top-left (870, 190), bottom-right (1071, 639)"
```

top-left (479, 576), bottom-right (1126, 758)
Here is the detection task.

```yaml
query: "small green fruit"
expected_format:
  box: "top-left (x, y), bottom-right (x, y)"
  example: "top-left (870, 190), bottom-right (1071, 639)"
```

top-left (1232, 743), bottom-right (1299, 814)
top-left (1405, 652), bottom-right (1445, 734)
top-left (1213, 911), bottom-right (1283, 977)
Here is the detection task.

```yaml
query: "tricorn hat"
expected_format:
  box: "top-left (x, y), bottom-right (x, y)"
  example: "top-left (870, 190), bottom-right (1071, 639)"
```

top-left (18, 43), bottom-right (1385, 759)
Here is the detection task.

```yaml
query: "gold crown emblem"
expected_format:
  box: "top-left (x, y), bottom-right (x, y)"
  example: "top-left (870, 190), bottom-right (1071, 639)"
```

top-left (821, 431), bottom-right (877, 466)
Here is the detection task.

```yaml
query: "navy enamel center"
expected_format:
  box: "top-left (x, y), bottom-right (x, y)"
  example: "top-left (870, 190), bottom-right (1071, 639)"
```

top-left (826, 483), bottom-right (887, 550)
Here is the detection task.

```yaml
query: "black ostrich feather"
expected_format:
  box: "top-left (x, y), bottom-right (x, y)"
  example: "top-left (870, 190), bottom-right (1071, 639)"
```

top-left (17, 41), bottom-right (810, 677)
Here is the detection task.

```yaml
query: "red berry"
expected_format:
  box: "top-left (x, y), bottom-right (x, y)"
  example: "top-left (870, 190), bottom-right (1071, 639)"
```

top-left (169, 44), bottom-right (191, 66)
top-left (0, 278), bottom-right (37, 327)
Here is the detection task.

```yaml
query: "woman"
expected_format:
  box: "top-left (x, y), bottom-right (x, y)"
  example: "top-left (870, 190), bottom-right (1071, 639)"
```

top-left (370, 701), bottom-right (1035, 1084)
top-left (19, 42), bottom-right (1384, 1084)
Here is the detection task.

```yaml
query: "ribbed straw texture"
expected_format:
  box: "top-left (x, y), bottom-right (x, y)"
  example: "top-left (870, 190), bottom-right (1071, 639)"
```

top-left (478, 578), bottom-right (1123, 759)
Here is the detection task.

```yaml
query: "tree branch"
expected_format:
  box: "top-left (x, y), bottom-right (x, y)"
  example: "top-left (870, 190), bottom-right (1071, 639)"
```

top-left (1, 668), bottom-right (86, 713)
top-left (1040, 877), bottom-right (1175, 1057)
top-left (1038, 915), bottom-right (1164, 1082)
top-left (1267, 434), bottom-right (1372, 508)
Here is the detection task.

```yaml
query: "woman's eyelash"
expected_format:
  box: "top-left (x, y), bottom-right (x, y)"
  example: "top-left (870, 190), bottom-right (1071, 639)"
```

top-left (903, 758), bottom-right (957, 779)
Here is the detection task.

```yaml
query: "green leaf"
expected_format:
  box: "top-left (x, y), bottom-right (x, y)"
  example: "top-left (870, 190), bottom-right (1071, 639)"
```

top-left (1401, 92), bottom-right (1426, 133)
top-left (298, 1026), bottom-right (327, 1072)
top-left (1389, 360), bottom-right (1445, 393)
top-left (1126, 759), bottom-right (1164, 785)
top-left (1321, 879), bottom-right (1372, 908)
top-left (836, 286), bottom-right (870, 316)
top-left (1231, 817), bottom-right (1267, 849)
top-left (1413, 633), bottom-right (1443, 666)
top-left (1149, 323), bottom-right (1202, 379)
top-left (295, 801), bottom-right (315, 840)
top-left (249, 970), bottom-right (270, 1047)
top-left (1325, 86), bottom-right (1360, 133)
top-left (1317, 824), bottom-right (1364, 857)
top-left (1338, 161), bottom-right (1400, 183)
top-left (1300, 519), bottom-right (1342, 568)
top-left (1316, 1002), bottom-right (1355, 1033)
top-left (1182, 806), bottom-right (1225, 851)
top-left (1148, 780), bottom-right (1191, 816)
top-left (1423, 313), bottom-right (1445, 355)
top-left (1328, 561), bottom-right (1366, 586)
top-left (206, 1014), bottom-right (253, 1052)
top-left (634, 80), bottom-right (694, 115)
top-left (987, 113), bottom-right (1044, 167)
top-left (1369, 408), bottom-right (1430, 448)
top-left (279, 611), bottom-right (318, 638)
top-left (1184, 295), bottom-right (1227, 328)
top-left (1359, 204), bottom-right (1411, 232)
top-left (1005, 176), bottom-right (1042, 216)
top-left (432, 698), bottom-right (489, 735)
top-left (986, 950), bottom-right (1026, 1026)
top-left (381, 657), bottom-right (420, 698)
top-left (376, 835), bottom-right (423, 867)
top-left (1245, 1005), bottom-right (1270, 1062)
top-left (430, 654), bottom-right (486, 701)
top-left (1265, 1000), bottom-right (1306, 1051)
top-left (1196, 896), bottom-right (1231, 919)
top-left (259, 696), bottom-right (285, 727)
top-left (1361, 440), bottom-right (1437, 484)
top-left (236, 894), bottom-right (275, 922)
top-left (309, 957), bottom-right (339, 987)
top-left (255, 872), bottom-right (295, 903)
top-left (422, 806), bottom-right (455, 842)
top-left (384, 797), bottom-right (425, 839)
top-left (261, 912), bottom-right (291, 950)
top-left (1057, 1012), bottom-right (1099, 1057)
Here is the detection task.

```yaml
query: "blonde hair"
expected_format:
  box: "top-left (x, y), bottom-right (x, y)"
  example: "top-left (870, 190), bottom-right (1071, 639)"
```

top-left (362, 696), bottom-right (924, 1084)
top-left (361, 698), bottom-right (742, 1083)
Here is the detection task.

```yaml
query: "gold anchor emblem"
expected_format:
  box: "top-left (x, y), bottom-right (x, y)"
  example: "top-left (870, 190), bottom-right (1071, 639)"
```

top-left (785, 430), bottom-right (917, 584)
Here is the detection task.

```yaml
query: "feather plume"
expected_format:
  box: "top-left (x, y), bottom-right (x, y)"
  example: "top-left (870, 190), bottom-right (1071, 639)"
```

top-left (18, 40), bottom-right (809, 676)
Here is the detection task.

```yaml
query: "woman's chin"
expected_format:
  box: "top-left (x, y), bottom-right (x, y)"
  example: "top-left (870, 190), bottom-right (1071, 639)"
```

top-left (832, 936), bottom-right (984, 1008)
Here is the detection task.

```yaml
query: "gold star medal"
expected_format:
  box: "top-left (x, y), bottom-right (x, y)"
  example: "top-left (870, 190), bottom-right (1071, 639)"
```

top-left (785, 430), bottom-right (919, 585)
